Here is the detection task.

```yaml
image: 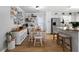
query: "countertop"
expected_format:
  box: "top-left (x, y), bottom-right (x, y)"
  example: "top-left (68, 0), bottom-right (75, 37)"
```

top-left (57, 27), bottom-right (79, 32)
top-left (12, 28), bottom-right (27, 32)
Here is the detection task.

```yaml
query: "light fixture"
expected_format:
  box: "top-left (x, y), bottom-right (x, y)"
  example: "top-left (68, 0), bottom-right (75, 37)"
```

top-left (33, 6), bottom-right (44, 10)
top-left (55, 13), bottom-right (58, 15)
top-left (36, 6), bottom-right (39, 8)
top-left (62, 13), bottom-right (65, 15)
top-left (69, 12), bottom-right (72, 15)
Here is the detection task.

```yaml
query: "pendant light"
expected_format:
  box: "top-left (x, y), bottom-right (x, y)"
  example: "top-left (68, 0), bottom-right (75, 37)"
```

top-left (62, 12), bottom-right (65, 15)
top-left (69, 12), bottom-right (72, 15)
top-left (36, 6), bottom-right (39, 8)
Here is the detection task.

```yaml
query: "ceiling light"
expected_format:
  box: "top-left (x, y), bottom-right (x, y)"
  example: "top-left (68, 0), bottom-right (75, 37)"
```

top-left (69, 12), bottom-right (72, 15)
top-left (32, 6), bottom-right (44, 10)
top-left (62, 13), bottom-right (65, 15)
top-left (36, 6), bottom-right (39, 8)
top-left (55, 13), bottom-right (58, 15)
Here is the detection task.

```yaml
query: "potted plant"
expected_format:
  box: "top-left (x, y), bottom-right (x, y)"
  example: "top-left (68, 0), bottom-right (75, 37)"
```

top-left (6, 32), bottom-right (12, 42)
top-left (70, 22), bottom-right (79, 28)
top-left (6, 31), bottom-right (15, 50)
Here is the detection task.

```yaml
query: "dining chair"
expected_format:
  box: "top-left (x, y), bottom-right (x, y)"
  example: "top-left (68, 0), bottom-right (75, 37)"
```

top-left (34, 31), bottom-right (43, 47)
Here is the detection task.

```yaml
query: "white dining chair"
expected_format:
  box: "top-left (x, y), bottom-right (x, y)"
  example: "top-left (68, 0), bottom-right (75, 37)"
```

top-left (34, 31), bottom-right (43, 46)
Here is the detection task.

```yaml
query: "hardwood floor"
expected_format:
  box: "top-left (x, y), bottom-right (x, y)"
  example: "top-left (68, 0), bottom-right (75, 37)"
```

top-left (7, 34), bottom-right (63, 52)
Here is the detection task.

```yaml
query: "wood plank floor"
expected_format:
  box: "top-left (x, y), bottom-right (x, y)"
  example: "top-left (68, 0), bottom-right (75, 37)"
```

top-left (7, 34), bottom-right (63, 52)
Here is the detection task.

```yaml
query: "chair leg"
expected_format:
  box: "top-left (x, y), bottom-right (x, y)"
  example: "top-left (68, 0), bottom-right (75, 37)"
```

top-left (34, 39), bottom-right (36, 46)
top-left (28, 35), bottom-right (30, 42)
top-left (44, 40), bottom-right (47, 47)
top-left (53, 35), bottom-right (55, 40)
top-left (62, 38), bottom-right (65, 51)
top-left (40, 39), bottom-right (43, 46)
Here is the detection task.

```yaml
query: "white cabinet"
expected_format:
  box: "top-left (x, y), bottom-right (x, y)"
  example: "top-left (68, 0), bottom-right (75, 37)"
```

top-left (62, 15), bottom-right (72, 22)
top-left (76, 14), bottom-right (79, 22)
top-left (14, 29), bottom-right (27, 45)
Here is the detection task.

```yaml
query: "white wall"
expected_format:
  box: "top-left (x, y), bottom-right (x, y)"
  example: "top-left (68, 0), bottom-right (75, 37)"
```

top-left (75, 13), bottom-right (79, 22)
top-left (69, 12), bottom-right (79, 22)
top-left (36, 14), bottom-right (45, 30)
top-left (45, 12), bottom-right (52, 33)
top-left (71, 13), bottom-right (76, 22)
top-left (0, 6), bottom-right (15, 51)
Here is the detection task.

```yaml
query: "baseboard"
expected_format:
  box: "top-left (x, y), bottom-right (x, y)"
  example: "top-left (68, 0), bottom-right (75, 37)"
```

top-left (1, 48), bottom-right (7, 52)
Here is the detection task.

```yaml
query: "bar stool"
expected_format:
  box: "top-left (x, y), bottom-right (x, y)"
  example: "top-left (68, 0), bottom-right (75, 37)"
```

top-left (57, 33), bottom-right (63, 46)
top-left (62, 36), bottom-right (72, 52)
top-left (53, 33), bottom-right (59, 40)
top-left (57, 33), bottom-right (72, 52)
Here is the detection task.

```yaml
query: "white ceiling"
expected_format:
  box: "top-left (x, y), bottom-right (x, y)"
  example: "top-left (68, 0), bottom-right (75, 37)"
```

top-left (20, 6), bottom-right (79, 13)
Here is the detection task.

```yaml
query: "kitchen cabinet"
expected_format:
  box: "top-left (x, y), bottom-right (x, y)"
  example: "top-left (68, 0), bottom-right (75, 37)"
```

top-left (14, 29), bottom-right (27, 45)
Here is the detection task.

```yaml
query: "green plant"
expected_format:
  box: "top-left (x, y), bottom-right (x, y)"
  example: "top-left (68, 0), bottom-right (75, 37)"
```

top-left (6, 32), bottom-right (14, 38)
top-left (6, 32), bottom-right (12, 36)
top-left (6, 32), bottom-right (15, 41)
top-left (70, 22), bottom-right (79, 28)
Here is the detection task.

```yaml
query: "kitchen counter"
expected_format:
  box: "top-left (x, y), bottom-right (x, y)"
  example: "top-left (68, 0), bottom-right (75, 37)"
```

top-left (13, 28), bottom-right (27, 45)
top-left (57, 27), bottom-right (79, 32)
top-left (57, 27), bottom-right (79, 52)
top-left (12, 27), bottom-right (27, 32)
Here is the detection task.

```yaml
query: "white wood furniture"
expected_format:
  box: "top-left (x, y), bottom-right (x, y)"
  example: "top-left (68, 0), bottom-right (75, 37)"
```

top-left (14, 29), bottom-right (27, 45)
top-left (34, 31), bottom-right (45, 47)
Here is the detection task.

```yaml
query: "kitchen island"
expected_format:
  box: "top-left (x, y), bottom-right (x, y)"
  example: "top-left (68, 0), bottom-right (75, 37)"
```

top-left (57, 27), bottom-right (79, 52)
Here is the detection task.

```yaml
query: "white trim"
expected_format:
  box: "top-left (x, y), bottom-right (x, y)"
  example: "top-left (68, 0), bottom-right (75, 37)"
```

top-left (1, 48), bottom-right (7, 52)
